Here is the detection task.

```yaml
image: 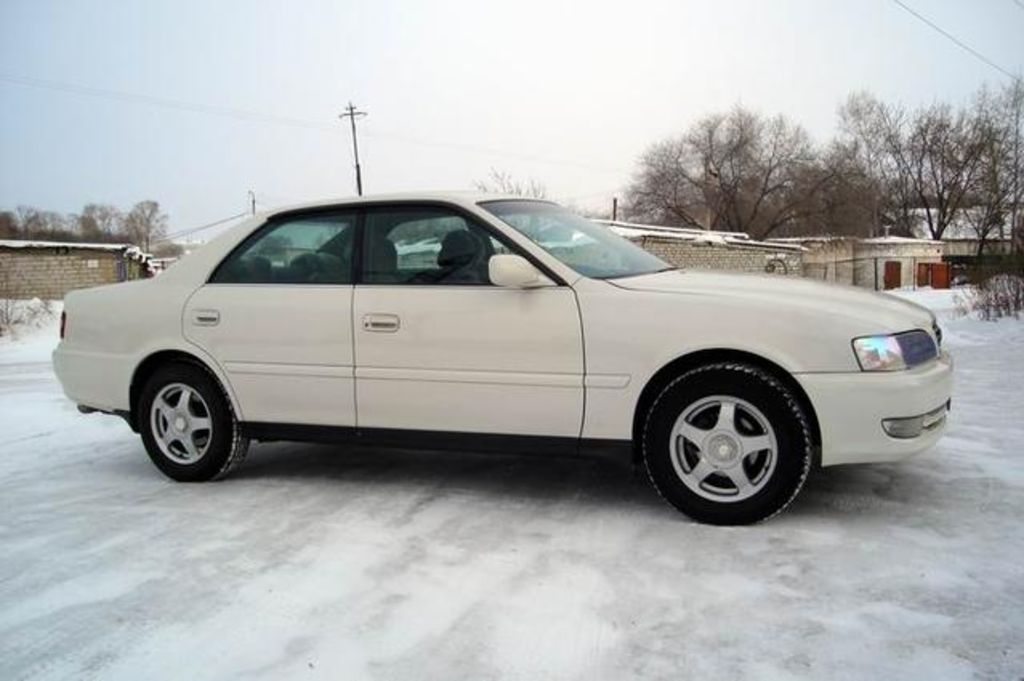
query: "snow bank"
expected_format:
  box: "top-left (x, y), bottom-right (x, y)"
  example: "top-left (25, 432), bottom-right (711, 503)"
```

top-left (0, 299), bottom-right (61, 364)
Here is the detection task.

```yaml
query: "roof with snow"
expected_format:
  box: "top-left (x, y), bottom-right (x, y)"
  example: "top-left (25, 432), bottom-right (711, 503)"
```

top-left (0, 239), bottom-right (135, 251)
top-left (0, 239), bottom-right (155, 269)
top-left (905, 208), bottom-right (1014, 241)
top-left (768, 234), bottom-right (942, 246)
top-left (768, 236), bottom-right (850, 243)
top-left (860, 236), bottom-right (942, 245)
top-left (596, 220), bottom-right (805, 252)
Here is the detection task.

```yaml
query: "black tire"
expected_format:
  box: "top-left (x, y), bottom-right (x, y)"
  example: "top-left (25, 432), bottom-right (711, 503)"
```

top-left (642, 362), bottom-right (812, 525)
top-left (137, 361), bottom-right (249, 482)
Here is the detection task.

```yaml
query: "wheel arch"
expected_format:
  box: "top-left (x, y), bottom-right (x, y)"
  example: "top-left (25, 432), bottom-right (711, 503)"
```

top-left (129, 349), bottom-right (237, 432)
top-left (630, 349), bottom-right (822, 466)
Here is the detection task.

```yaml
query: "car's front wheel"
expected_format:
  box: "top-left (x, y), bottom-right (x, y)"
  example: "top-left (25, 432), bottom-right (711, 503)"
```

top-left (138, 362), bottom-right (249, 481)
top-left (642, 362), bottom-right (813, 525)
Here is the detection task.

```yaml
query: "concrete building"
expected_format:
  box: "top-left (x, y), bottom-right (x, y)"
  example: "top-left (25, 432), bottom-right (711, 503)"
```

top-left (769, 236), bottom-right (945, 290)
top-left (598, 220), bottom-right (805, 277)
top-left (908, 217), bottom-right (1014, 259)
top-left (0, 240), bottom-right (153, 300)
top-left (595, 219), bottom-right (947, 291)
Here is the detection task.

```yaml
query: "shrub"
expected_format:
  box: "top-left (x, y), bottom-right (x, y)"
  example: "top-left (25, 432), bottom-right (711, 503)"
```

top-left (0, 297), bottom-right (54, 337)
top-left (961, 274), bottom-right (1024, 320)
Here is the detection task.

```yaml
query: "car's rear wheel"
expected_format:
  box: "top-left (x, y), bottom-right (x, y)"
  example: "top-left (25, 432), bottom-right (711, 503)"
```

top-left (138, 362), bottom-right (249, 481)
top-left (642, 362), bottom-right (812, 525)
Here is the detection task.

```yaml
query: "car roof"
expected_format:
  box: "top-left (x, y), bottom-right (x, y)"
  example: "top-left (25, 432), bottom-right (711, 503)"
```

top-left (262, 191), bottom-right (554, 218)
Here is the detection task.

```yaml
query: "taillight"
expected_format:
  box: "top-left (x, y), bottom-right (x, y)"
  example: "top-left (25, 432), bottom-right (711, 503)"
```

top-left (60, 311), bottom-right (67, 340)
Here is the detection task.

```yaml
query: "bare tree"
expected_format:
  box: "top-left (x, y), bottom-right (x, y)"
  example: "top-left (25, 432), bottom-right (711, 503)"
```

top-left (150, 241), bottom-right (185, 258)
top-left (1005, 80), bottom-right (1023, 254)
top-left (841, 93), bottom-right (989, 240)
top-left (838, 92), bottom-right (903, 235)
top-left (15, 206), bottom-right (45, 237)
top-left (958, 87), bottom-right (1018, 255)
top-left (122, 200), bottom-right (168, 252)
top-left (474, 169), bottom-right (547, 199)
top-left (0, 211), bottom-right (18, 239)
top-left (76, 204), bottom-right (123, 243)
top-left (781, 140), bottom-right (878, 237)
top-left (627, 107), bottom-right (835, 239)
top-left (13, 206), bottom-right (76, 241)
top-left (905, 104), bottom-right (987, 240)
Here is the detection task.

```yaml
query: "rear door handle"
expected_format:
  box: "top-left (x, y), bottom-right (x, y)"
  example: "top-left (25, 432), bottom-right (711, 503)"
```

top-left (192, 309), bottom-right (220, 326)
top-left (362, 313), bottom-right (400, 332)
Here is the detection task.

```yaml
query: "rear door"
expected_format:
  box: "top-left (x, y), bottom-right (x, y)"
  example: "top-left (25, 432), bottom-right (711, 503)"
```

top-left (184, 211), bottom-right (357, 426)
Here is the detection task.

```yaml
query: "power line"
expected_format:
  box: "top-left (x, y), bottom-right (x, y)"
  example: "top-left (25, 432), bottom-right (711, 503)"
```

top-left (156, 211), bottom-right (248, 244)
top-left (0, 72), bottom-right (338, 131)
top-left (0, 72), bottom-right (622, 174)
top-left (558, 187), bottom-right (622, 203)
top-left (366, 130), bottom-right (621, 173)
top-left (889, 0), bottom-right (1019, 81)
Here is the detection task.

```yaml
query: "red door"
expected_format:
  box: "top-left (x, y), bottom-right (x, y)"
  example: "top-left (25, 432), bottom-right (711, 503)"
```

top-left (917, 263), bottom-right (930, 287)
top-left (884, 261), bottom-right (902, 290)
top-left (931, 263), bottom-right (951, 289)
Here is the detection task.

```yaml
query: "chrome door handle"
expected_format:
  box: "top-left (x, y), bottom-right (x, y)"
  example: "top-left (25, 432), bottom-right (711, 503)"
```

top-left (192, 309), bottom-right (220, 326)
top-left (362, 314), bottom-right (400, 332)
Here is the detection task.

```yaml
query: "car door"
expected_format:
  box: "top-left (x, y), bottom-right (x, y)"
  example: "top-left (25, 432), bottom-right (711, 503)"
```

top-left (353, 204), bottom-right (584, 438)
top-left (184, 210), bottom-right (357, 427)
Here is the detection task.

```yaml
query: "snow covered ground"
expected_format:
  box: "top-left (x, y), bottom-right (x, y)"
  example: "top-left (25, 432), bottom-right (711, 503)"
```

top-left (1, 290), bottom-right (1022, 681)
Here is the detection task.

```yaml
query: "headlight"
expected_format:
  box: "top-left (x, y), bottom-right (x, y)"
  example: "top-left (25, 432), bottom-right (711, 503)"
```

top-left (852, 335), bottom-right (906, 371)
top-left (852, 330), bottom-right (938, 371)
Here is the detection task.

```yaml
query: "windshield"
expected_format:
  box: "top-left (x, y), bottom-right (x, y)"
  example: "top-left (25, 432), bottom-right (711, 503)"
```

top-left (480, 200), bottom-right (672, 279)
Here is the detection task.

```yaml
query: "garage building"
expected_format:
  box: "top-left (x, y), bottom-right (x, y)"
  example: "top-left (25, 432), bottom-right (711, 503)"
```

top-left (0, 240), bottom-right (154, 300)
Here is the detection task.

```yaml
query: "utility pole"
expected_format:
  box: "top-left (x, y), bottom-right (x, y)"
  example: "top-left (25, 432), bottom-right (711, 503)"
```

top-left (1012, 78), bottom-right (1022, 255)
top-left (339, 102), bottom-right (368, 196)
top-left (612, 197), bottom-right (618, 222)
top-left (247, 190), bottom-right (256, 216)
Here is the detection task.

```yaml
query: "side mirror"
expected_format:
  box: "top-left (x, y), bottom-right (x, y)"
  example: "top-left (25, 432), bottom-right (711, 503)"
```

top-left (488, 254), bottom-right (551, 289)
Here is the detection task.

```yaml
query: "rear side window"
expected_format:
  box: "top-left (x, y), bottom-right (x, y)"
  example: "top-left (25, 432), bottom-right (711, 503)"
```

top-left (212, 214), bottom-right (355, 284)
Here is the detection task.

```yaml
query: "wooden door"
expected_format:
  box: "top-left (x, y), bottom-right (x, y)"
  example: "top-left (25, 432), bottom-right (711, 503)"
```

top-left (916, 263), bottom-right (930, 287)
top-left (884, 261), bottom-right (902, 290)
top-left (931, 263), bottom-right (951, 289)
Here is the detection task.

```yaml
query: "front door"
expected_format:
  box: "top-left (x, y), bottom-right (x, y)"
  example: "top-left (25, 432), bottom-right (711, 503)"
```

top-left (353, 205), bottom-right (584, 438)
top-left (184, 210), bottom-right (357, 426)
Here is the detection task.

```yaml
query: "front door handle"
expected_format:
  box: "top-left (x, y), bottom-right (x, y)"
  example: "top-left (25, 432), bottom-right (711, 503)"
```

top-left (362, 313), bottom-right (400, 333)
top-left (192, 309), bottom-right (220, 326)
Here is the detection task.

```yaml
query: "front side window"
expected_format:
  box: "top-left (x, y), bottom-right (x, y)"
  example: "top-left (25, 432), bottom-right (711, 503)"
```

top-left (363, 207), bottom-right (510, 285)
top-left (213, 213), bottom-right (355, 284)
top-left (480, 200), bottom-right (670, 279)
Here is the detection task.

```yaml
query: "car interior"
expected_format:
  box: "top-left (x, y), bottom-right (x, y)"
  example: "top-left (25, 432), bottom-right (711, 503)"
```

top-left (217, 210), bottom-right (503, 286)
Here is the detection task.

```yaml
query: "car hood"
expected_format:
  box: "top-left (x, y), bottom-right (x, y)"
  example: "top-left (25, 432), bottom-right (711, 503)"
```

top-left (610, 269), bottom-right (935, 334)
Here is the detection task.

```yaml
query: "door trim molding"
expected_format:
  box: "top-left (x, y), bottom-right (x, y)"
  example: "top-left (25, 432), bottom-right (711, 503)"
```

top-left (356, 366), bottom-right (582, 387)
top-left (225, 361), bottom-right (354, 378)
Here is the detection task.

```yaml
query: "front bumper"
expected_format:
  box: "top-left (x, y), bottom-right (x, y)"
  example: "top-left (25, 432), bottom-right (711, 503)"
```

top-left (796, 351), bottom-right (953, 466)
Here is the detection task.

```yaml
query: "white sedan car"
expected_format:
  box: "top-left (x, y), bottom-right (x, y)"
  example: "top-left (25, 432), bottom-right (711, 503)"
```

top-left (53, 193), bottom-right (953, 524)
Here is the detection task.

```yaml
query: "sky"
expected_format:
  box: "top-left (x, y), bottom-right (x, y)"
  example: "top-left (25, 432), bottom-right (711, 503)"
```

top-left (1, 0), bottom-right (1022, 238)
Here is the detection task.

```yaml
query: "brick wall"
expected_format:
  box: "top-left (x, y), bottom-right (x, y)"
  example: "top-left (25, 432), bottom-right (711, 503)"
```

top-left (0, 248), bottom-right (124, 300)
top-left (630, 236), bottom-right (804, 276)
